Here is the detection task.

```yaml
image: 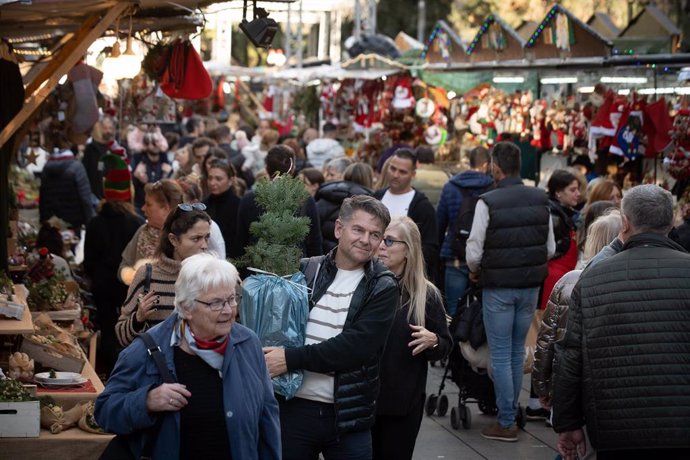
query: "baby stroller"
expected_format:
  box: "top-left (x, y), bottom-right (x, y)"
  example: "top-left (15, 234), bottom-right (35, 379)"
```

top-left (425, 287), bottom-right (526, 430)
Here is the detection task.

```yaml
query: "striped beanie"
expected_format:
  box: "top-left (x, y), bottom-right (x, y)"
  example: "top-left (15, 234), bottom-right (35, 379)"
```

top-left (102, 153), bottom-right (132, 202)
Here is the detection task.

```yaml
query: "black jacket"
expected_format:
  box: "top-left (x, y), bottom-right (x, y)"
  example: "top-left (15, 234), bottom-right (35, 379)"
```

top-left (373, 188), bottom-right (439, 283)
top-left (479, 177), bottom-right (550, 288)
top-left (315, 181), bottom-right (373, 254)
top-left (548, 198), bottom-right (577, 259)
top-left (39, 157), bottom-right (95, 229)
top-left (204, 188), bottom-right (240, 259)
top-left (285, 250), bottom-right (399, 433)
top-left (676, 219), bottom-right (690, 252)
top-left (552, 233), bottom-right (690, 451)
top-left (376, 289), bottom-right (451, 416)
top-left (82, 141), bottom-right (109, 199)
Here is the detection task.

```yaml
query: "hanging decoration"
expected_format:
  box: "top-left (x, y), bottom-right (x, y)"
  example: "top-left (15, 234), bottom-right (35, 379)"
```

top-left (665, 107), bottom-right (690, 180)
top-left (526, 6), bottom-right (575, 50)
top-left (421, 23), bottom-right (452, 62)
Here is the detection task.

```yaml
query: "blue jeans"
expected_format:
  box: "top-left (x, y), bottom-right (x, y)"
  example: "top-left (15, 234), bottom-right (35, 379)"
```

top-left (444, 262), bottom-right (469, 317)
top-left (482, 287), bottom-right (539, 428)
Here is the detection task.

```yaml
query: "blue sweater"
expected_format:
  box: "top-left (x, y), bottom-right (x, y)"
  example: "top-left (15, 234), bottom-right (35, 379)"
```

top-left (95, 314), bottom-right (281, 460)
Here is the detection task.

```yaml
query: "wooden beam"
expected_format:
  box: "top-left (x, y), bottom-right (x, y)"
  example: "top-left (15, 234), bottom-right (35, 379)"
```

top-left (0, 2), bottom-right (131, 150)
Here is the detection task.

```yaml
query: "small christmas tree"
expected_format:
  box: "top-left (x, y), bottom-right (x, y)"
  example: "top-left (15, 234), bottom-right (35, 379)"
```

top-left (240, 175), bottom-right (310, 276)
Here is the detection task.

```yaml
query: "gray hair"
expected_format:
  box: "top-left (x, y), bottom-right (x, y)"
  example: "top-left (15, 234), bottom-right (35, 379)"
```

top-left (621, 184), bottom-right (674, 235)
top-left (326, 157), bottom-right (353, 175)
top-left (174, 253), bottom-right (240, 319)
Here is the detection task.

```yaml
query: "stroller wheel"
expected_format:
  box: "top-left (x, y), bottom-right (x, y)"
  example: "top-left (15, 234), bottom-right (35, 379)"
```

top-left (516, 404), bottom-right (527, 429)
top-left (478, 399), bottom-right (498, 415)
top-left (450, 407), bottom-right (460, 429)
top-left (425, 395), bottom-right (438, 416)
top-left (461, 405), bottom-right (472, 429)
top-left (437, 395), bottom-right (449, 416)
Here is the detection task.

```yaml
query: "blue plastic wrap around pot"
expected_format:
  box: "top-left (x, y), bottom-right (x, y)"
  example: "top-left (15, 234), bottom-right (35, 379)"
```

top-left (240, 271), bottom-right (309, 399)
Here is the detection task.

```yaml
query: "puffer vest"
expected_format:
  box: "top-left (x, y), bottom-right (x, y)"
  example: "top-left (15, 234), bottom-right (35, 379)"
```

top-left (480, 177), bottom-right (550, 288)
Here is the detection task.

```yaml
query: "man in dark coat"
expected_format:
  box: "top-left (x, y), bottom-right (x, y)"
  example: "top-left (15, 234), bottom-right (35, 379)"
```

top-left (40, 147), bottom-right (95, 229)
top-left (374, 148), bottom-right (439, 283)
top-left (82, 116), bottom-right (115, 200)
top-left (263, 195), bottom-right (399, 459)
top-left (553, 184), bottom-right (690, 460)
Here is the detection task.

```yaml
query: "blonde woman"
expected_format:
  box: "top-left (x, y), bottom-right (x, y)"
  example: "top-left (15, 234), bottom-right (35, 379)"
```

top-left (373, 216), bottom-right (452, 460)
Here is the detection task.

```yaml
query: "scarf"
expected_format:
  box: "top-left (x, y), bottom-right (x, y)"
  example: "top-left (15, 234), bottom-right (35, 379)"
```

top-left (171, 319), bottom-right (227, 375)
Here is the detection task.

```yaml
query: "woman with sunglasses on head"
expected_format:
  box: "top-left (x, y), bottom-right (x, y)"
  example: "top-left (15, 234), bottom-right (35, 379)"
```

top-left (203, 158), bottom-right (240, 259)
top-left (96, 254), bottom-right (281, 460)
top-left (177, 176), bottom-right (226, 258)
top-left (116, 205), bottom-right (211, 347)
top-left (119, 179), bottom-right (183, 286)
top-left (373, 216), bottom-right (452, 460)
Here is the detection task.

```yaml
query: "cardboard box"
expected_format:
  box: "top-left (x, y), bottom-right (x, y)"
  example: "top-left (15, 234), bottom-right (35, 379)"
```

top-left (20, 337), bottom-right (85, 373)
top-left (0, 401), bottom-right (40, 437)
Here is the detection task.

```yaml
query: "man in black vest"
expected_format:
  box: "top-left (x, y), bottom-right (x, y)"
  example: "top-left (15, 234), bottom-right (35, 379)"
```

top-left (466, 141), bottom-right (555, 442)
top-left (553, 184), bottom-right (690, 460)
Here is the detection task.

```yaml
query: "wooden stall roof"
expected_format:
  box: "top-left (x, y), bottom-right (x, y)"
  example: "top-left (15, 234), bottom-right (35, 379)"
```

top-left (586, 12), bottom-right (621, 39)
top-left (421, 20), bottom-right (468, 66)
top-left (516, 20), bottom-right (538, 41)
top-left (616, 4), bottom-right (681, 54)
top-left (465, 14), bottom-right (525, 63)
top-left (524, 3), bottom-right (613, 60)
top-left (619, 4), bottom-right (681, 38)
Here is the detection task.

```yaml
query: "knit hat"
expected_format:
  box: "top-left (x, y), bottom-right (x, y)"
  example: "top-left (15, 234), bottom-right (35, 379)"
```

top-left (102, 153), bottom-right (132, 202)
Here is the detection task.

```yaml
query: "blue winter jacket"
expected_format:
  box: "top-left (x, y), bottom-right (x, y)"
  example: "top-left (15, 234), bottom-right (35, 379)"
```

top-left (436, 170), bottom-right (494, 260)
top-left (95, 314), bottom-right (281, 460)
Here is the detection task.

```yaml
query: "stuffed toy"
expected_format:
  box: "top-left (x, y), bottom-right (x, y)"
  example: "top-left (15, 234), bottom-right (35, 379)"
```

top-left (67, 62), bottom-right (102, 134)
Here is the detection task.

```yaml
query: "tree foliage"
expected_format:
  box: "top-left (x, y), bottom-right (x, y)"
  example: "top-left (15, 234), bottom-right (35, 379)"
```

top-left (239, 176), bottom-right (310, 276)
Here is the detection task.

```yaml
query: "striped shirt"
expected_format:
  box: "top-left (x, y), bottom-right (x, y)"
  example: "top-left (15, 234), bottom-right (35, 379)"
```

top-left (295, 267), bottom-right (364, 403)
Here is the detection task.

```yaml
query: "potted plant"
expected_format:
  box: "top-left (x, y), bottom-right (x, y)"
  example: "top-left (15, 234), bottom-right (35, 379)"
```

top-left (238, 175), bottom-right (310, 399)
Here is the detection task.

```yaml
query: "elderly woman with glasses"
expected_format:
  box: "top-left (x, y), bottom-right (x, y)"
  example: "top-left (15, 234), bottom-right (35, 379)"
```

top-left (116, 204), bottom-right (211, 347)
top-left (373, 216), bottom-right (452, 460)
top-left (96, 253), bottom-right (281, 460)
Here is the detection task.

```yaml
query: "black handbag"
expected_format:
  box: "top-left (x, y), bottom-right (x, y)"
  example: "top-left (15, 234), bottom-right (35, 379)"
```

top-left (99, 332), bottom-right (176, 460)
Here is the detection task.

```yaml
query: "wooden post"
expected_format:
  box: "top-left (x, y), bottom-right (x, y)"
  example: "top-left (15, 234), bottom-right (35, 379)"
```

top-left (0, 2), bottom-right (131, 150)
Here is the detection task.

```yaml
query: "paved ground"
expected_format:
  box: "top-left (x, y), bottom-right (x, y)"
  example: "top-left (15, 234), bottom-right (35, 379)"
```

top-left (413, 363), bottom-right (560, 460)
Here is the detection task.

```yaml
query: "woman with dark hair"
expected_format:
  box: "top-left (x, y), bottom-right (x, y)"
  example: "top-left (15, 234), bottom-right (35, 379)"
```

top-left (118, 179), bottom-right (183, 285)
top-left (297, 167), bottom-right (324, 196)
top-left (115, 206), bottom-right (211, 347)
top-left (373, 216), bottom-right (452, 459)
top-left (84, 156), bottom-right (144, 375)
top-left (177, 176), bottom-right (226, 257)
top-left (200, 146), bottom-right (229, 199)
top-left (528, 169), bottom-right (581, 420)
top-left (203, 159), bottom-right (240, 259)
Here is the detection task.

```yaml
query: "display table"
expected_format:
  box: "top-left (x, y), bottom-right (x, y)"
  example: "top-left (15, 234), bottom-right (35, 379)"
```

top-left (35, 358), bottom-right (105, 409)
top-left (0, 285), bottom-right (33, 334)
top-left (0, 427), bottom-right (114, 459)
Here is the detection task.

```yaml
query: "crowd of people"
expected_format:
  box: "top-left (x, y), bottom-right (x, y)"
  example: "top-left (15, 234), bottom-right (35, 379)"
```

top-left (30, 113), bottom-right (690, 460)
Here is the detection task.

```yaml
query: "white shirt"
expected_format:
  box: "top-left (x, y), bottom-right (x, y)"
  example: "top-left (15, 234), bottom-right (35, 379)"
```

top-left (381, 189), bottom-right (416, 218)
top-left (466, 199), bottom-right (556, 273)
top-left (295, 267), bottom-right (365, 403)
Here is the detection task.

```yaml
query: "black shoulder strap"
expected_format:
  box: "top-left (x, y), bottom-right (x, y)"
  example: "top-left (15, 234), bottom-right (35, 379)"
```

top-left (139, 332), bottom-right (175, 384)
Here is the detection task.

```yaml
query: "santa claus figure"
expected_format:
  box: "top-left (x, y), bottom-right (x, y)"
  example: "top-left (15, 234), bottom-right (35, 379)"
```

top-left (392, 79), bottom-right (416, 111)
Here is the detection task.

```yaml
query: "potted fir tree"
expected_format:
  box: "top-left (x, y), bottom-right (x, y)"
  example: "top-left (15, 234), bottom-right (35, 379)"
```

top-left (238, 175), bottom-right (310, 399)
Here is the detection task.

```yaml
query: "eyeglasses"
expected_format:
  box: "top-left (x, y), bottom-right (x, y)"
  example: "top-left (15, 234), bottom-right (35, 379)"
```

top-left (178, 202), bottom-right (207, 212)
top-left (382, 238), bottom-right (407, 247)
top-left (195, 295), bottom-right (242, 311)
